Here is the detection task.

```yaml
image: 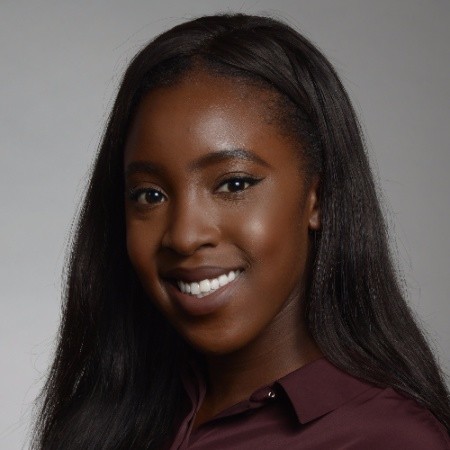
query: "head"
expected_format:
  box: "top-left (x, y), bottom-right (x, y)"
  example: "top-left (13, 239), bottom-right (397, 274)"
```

top-left (84, 13), bottom-right (378, 358)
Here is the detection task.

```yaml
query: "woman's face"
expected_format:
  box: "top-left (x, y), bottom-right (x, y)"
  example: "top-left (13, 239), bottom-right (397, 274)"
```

top-left (124, 71), bottom-right (320, 355)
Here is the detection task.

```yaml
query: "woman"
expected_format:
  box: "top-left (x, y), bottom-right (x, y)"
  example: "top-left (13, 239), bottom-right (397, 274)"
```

top-left (34, 13), bottom-right (450, 449)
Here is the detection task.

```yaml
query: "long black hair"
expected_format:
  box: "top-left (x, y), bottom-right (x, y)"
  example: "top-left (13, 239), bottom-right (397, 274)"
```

top-left (33, 13), bottom-right (450, 449)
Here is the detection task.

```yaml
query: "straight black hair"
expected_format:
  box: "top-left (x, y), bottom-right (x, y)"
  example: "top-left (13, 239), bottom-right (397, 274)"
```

top-left (33, 13), bottom-right (450, 449)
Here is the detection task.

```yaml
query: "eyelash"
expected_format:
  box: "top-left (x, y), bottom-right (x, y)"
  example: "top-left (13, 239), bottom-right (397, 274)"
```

top-left (127, 176), bottom-right (261, 206)
top-left (128, 187), bottom-right (167, 206)
top-left (216, 176), bottom-right (261, 194)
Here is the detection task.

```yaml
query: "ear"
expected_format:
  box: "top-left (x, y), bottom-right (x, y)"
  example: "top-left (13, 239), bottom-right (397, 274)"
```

top-left (306, 176), bottom-right (321, 231)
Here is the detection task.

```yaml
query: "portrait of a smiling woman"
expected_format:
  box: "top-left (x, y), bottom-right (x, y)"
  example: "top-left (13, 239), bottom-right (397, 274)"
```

top-left (31, 13), bottom-right (450, 450)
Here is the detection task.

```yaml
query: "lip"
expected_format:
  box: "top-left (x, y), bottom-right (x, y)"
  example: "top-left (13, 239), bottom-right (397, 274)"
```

top-left (162, 268), bottom-right (243, 316)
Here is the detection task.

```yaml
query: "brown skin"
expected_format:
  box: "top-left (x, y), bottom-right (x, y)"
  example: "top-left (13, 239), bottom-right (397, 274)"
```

top-left (124, 71), bottom-right (322, 427)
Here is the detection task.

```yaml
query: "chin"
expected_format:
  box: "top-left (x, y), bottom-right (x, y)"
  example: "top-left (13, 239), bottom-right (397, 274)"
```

top-left (180, 324), bottom-right (259, 357)
top-left (184, 336), bottom-right (240, 357)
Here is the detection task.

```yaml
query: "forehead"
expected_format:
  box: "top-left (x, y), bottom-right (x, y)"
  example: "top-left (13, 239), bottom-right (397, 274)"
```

top-left (124, 71), bottom-right (301, 170)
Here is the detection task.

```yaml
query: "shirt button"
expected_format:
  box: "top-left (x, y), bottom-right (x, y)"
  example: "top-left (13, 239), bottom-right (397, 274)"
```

top-left (267, 390), bottom-right (276, 399)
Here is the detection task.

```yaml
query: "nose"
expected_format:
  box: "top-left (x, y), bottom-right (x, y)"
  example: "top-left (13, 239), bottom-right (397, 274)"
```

top-left (161, 195), bottom-right (220, 256)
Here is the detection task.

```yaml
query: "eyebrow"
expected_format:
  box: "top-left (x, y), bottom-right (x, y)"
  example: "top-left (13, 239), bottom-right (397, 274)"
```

top-left (189, 148), bottom-right (270, 171)
top-left (125, 148), bottom-right (270, 177)
top-left (125, 161), bottom-right (162, 177)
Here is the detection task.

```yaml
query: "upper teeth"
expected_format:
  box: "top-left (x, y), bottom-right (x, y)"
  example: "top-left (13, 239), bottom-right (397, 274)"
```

top-left (177, 270), bottom-right (241, 298)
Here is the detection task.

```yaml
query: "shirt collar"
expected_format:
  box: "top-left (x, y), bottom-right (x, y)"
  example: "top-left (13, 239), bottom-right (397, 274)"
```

top-left (276, 357), bottom-right (373, 424)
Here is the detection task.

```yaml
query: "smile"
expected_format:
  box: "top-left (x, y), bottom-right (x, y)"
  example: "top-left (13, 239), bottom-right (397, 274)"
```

top-left (176, 270), bottom-right (242, 298)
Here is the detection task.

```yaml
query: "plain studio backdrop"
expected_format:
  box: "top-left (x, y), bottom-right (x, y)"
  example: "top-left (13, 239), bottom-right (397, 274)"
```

top-left (1, 1), bottom-right (449, 448)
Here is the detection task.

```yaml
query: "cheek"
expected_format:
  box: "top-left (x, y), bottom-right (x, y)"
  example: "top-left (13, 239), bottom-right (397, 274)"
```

top-left (230, 190), bottom-right (307, 266)
top-left (125, 220), bottom-right (157, 280)
top-left (126, 221), bottom-right (170, 313)
top-left (239, 214), bottom-right (279, 259)
top-left (126, 223), bottom-right (143, 266)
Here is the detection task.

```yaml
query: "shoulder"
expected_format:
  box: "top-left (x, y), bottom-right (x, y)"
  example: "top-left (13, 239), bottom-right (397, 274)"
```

top-left (335, 386), bottom-right (450, 449)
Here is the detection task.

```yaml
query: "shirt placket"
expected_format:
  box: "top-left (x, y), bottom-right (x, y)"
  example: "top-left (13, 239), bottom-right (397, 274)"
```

top-left (187, 385), bottom-right (279, 447)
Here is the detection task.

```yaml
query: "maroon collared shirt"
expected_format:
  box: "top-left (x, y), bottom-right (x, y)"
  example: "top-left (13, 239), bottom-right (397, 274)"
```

top-left (168, 358), bottom-right (450, 449)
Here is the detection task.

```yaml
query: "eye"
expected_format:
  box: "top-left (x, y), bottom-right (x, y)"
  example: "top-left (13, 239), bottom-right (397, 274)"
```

top-left (128, 187), bottom-right (167, 205)
top-left (216, 177), bottom-right (260, 193)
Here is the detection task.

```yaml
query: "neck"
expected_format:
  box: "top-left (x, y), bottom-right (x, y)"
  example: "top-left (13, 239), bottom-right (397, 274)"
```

top-left (199, 299), bottom-right (322, 418)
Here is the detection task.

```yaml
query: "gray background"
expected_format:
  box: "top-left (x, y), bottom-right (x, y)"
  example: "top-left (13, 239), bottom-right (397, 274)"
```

top-left (1, 1), bottom-right (449, 448)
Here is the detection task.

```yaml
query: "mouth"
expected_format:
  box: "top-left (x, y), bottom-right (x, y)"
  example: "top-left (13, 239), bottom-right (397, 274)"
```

top-left (172, 269), bottom-right (243, 298)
